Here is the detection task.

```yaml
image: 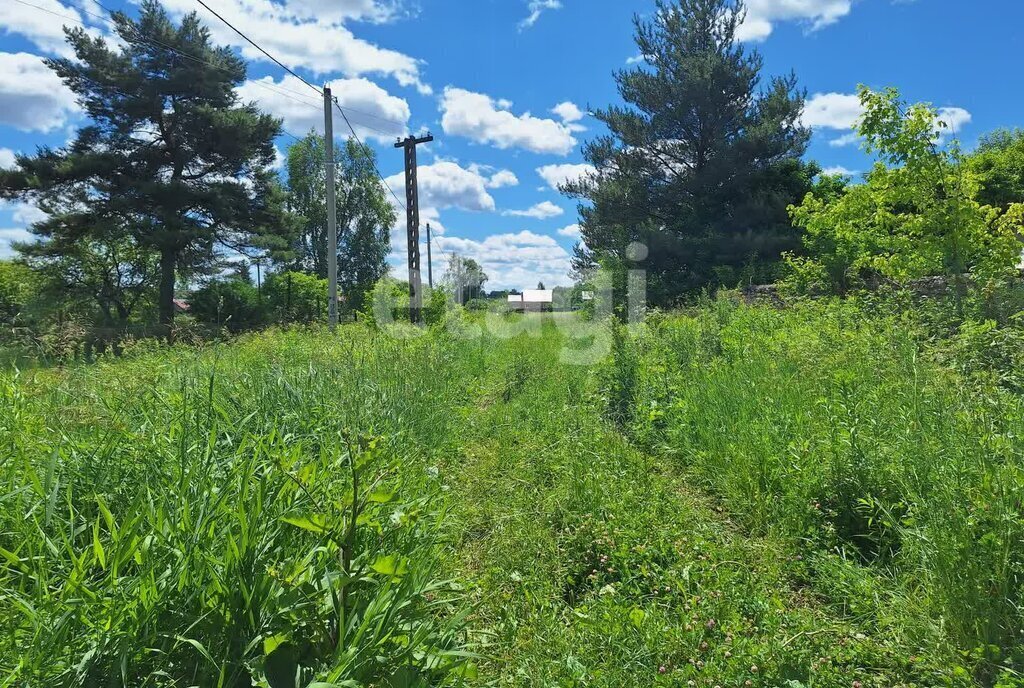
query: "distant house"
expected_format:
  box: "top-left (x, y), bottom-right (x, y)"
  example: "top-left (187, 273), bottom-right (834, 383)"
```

top-left (173, 299), bottom-right (190, 314)
top-left (507, 289), bottom-right (554, 312)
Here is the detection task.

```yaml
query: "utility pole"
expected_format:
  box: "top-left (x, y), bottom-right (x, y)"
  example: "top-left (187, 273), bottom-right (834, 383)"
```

top-left (324, 85), bottom-right (339, 330)
top-left (426, 222), bottom-right (434, 289)
top-left (395, 133), bottom-right (433, 324)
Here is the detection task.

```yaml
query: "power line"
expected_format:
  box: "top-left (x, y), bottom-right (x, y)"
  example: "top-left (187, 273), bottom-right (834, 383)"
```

top-left (190, 0), bottom-right (322, 98)
top-left (334, 100), bottom-right (407, 211)
top-left (12, 0), bottom-right (410, 207)
top-left (11, 0), bottom-right (404, 132)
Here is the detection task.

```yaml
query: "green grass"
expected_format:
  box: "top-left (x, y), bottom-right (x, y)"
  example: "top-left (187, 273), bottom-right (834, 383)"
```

top-left (0, 305), bottom-right (1021, 686)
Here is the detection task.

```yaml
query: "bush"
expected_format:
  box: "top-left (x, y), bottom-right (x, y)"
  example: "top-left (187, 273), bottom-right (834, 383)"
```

top-left (189, 279), bottom-right (265, 330)
top-left (264, 271), bottom-right (327, 324)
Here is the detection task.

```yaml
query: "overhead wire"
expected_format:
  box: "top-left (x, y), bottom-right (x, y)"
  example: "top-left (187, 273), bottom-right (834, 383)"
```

top-left (11, 0), bottom-right (415, 210)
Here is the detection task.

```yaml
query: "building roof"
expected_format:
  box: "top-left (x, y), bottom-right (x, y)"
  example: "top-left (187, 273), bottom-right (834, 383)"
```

top-left (522, 289), bottom-right (554, 303)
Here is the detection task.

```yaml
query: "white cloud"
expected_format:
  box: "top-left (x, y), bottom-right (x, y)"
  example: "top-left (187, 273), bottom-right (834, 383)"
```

top-left (486, 169), bottom-right (519, 189)
top-left (503, 200), bottom-right (564, 219)
top-left (626, 54), bottom-right (647, 65)
top-left (440, 87), bottom-right (578, 156)
top-left (537, 163), bottom-right (594, 191)
top-left (557, 223), bottom-right (581, 238)
top-left (0, 148), bottom-right (17, 169)
top-left (829, 132), bottom-right (861, 148)
top-left (519, 0), bottom-right (562, 30)
top-left (0, 0), bottom-right (102, 56)
top-left (435, 230), bottom-right (572, 289)
top-left (162, 0), bottom-right (430, 93)
top-left (802, 92), bottom-right (863, 130)
top-left (10, 202), bottom-right (47, 225)
top-left (737, 0), bottom-right (853, 41)
top-left (821, 165), bottom-right (857, 176)
top-left (0, 227), bottom-right (33, 257)
top-left (937, 107), bottom-right (972, 134)
top-left (385, 161), bottom-right (498, 214)
top-left (0, 52), bottom-right (80, 132)
top-left (552, 101), bottom-right (584, 123)
top-left (237, 74), bottom-right (410, 142)
top-left (804, 92), bottom-right (973, 146)
top-left (272, 145), bottom-right (287, 170)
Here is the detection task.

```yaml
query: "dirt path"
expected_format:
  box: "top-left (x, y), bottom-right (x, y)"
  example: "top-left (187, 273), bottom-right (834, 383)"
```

top-left (436, 325), bottom-right (962, 687)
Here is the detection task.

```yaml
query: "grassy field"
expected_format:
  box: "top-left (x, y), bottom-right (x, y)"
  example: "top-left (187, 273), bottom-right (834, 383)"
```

top-left (0, 302), bottom-right (1021, 686)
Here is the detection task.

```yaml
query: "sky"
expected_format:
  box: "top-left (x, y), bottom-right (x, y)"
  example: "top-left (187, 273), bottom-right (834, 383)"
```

top-left (2, 0), bottom-right (1024, 290)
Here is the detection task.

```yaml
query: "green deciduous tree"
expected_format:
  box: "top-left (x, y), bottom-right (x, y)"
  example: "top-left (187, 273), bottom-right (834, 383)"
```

top-left (284, 134), bottom-right (395, 313)
top-left (0, 1), bottom-right (291, 328)
top-left (969, 128), bottom-right (1024, 210)
top-left (787, 87), bottom-right (1024, 300)
top-left (0, 259), bottom-right (39, 326)
top-left (19, 234), bottom-right (158, 329)
top-left (443, 254), bottom-right (487, 304)
top-left (564, 0), bottom-right (815, 305)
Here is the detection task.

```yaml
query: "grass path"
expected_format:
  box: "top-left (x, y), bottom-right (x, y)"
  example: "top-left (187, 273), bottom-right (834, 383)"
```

top-left (437, 322), bottom-right (965, 687)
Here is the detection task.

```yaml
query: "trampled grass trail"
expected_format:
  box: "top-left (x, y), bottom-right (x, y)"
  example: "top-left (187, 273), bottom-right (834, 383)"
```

top-left (1, 311), bottom-right (1007, 686)
top-left (437, 317), bottom-right (962, 687)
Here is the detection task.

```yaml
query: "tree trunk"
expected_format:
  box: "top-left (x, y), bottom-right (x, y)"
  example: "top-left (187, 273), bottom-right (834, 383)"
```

top-left (158, 248), bottom-right (176, 331)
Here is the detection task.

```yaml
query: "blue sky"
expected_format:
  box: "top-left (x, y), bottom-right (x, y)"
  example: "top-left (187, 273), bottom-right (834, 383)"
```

top-left (2, 0), bottom-right (1023, 289)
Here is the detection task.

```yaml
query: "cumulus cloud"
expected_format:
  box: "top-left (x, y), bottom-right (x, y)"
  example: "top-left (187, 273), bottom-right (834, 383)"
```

top-left (485, 169), bottom-right (519, 189)
top-left (440, 87), bottom-right (578, 156)
top-left (236, 74), bottom-right (410, 142)
top-left (737, 0), bottom-right (853, 41)
top-left (503, 201), bottom-right (564, 220)
top-left (821, 165), bottom-right (858, 176)
top-left (0, 148), bottom-right (17, 169)
top-left (0, 228), bottom-right (33, 258)
top-left (536, 163), bottom-right (594, 191)
top-left (436, 230), bottom-right (572, 289)
top-left (557, 223), bottom-right (581, 238)
top-left (384, 161), bottom-right (499, 214)
top-left (804, 92), bottom-right (972, 147)
top-left (552, 101), bottom-right (584, 122)
top-left (802, 92), bottom-right (863, 130)
top-left (936, 107), bottom-right (972, 134)
top-left (0, 0), bottom-right (109, 56)
top-left (0, 52), bottom-right (80, 132)
top-left (519, 0), bottom-right (562, 30)
top-left (161, 0), bottom-right (430, 93)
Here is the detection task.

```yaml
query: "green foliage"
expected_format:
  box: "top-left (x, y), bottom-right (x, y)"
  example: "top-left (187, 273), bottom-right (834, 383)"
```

top-left (0, 1), bottom-right (292, 325)
top-left (566, 0), bottom-right (815, 303)
top-left (0, 328), bottom-right (475, 684)
top-left (787, 87), bottom-right (1024, 296)
top-left (264, 270), bottom-right (327, 324)
top-left (443, 254), bottom-right (488, 305)
top-left (0, 260), bottom-right (38, 326)
top-left (968, 128), bottom-right (1024, 210)
top-left (622, 297), bottom-right (1024, 681)
top-left (188, 278), bottom-right (266, 330)
top-left (284, 135), bottom-right (394, 313)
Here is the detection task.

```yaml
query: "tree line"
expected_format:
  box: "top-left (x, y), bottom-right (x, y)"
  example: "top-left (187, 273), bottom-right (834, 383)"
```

top-left (566, 0), bottom-right (1024, 311)
top-left (4, 0), bottom-right (1024, 346)
top-left (0, 1), bottom-right (393, 341)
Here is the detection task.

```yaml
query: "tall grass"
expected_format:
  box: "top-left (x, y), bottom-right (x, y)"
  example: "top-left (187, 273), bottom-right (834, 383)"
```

top-left (0, 327), bottom-right (478, 685)
top-left (616, 297), bottom-right (1024, 682)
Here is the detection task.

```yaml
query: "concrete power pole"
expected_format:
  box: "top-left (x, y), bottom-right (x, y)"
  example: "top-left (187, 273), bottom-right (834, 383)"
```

top-left (323, 85), bottom-right (339, 330)
top-left (426, 222), bottom-right (434, 289)
top-left (395, 134), bottom-right (434, 324)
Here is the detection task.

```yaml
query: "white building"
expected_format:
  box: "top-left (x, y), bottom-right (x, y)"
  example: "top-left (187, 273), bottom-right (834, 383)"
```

top-left (508, 290), bottom-right (555, 312)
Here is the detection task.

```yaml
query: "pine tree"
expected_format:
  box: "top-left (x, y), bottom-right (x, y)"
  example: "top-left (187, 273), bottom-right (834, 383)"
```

top-left (564, 0), bottom-right (816, 304)
top-left (0, 1), bottom-right (291, 327)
